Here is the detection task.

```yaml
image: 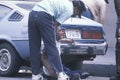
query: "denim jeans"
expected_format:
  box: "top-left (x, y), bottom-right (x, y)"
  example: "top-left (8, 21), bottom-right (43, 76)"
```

top-left (115, 17), bottom-right (120, 74)
top-left (28, 11), bottom-right (63, 75)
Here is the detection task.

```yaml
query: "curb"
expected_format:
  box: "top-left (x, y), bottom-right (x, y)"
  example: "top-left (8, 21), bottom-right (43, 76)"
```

top-left (82, 63), bottom-right (116, 77)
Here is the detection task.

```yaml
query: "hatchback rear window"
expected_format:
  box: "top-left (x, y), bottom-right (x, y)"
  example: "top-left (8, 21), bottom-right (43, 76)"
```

top-left (16, 3), bottom-right (35, 11)
top-left (0, 5), bottom-right (12, 21)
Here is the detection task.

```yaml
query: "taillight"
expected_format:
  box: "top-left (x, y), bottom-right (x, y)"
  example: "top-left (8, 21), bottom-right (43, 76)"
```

top-left (58, 29), bottom-right (66, 39)
top-left (81, 30), bottom-right (103, 39)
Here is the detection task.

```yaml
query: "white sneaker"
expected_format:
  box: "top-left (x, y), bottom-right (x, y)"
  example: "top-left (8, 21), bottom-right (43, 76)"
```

top-left (58, 72), bottom-right (70, 80)
top-left (32, 74), bottom-right (43, 80)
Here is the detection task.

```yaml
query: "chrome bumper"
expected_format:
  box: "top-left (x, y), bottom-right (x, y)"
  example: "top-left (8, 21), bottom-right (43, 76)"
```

top-left (59, 42), bottom-right (107, 55)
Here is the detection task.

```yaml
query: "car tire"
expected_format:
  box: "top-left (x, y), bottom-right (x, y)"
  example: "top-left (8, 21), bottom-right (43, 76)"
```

top-left (0, 43), bottom-right (22, 76)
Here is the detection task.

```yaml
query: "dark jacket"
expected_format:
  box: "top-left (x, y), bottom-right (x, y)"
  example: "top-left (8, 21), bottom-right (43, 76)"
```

top-left (114, 0), bottom-right (120, 17)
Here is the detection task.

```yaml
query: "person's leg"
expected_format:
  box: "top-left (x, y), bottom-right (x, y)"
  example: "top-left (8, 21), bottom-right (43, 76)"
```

top-left (110, 18), bottom-right (120, 80)
top-left (36, 12), bottom-right (63, 73)
top-left (116, 42), bottom-right (120, 74)
top-left (110, 42), bottom-right (120, 80)
top-left (28, 11), bottom-right (42, 75)
top-left (36, 12), bottom-right (70, 80)
top-left (115, 19), bottom-right (120, 76)
top-left (41, 50), bottom-right (57, 77)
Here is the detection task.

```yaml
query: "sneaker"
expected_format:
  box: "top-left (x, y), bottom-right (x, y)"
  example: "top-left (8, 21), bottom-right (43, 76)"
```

top-left (58, 72), bottom-right (70, 80)
top-left (32, 74), bottom-right (43, 80)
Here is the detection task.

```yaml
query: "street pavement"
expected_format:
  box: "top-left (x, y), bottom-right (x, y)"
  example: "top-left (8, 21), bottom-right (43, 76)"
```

top-left (83, 76), bottom-right (109, 80)
top-left (82, 47), bottom-right (116, 77)
top-left (0, 76), bottom-right (109, 80)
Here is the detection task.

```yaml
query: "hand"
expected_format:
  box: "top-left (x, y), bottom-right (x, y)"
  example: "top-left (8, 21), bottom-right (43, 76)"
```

top-left (54, 21), bottom-right (61, 28)
top-left (56, 30), bottom-right (61, 41)
top-left (54, 21), bottom-right (61, 41)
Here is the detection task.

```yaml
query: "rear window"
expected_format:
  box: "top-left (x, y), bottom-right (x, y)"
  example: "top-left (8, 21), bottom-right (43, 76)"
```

top-left (0, 5), bottom-right (12, 21)
top-left (16, 3), bottom-right (35, 11)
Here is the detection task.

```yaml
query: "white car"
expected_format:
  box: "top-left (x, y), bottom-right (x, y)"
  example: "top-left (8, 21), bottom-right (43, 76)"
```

top-left (0, 1), bottom-right (108, 76)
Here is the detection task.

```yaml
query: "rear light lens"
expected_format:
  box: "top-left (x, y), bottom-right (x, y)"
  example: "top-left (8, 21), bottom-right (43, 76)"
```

top-left (81, 30), bottom-right (103, 39)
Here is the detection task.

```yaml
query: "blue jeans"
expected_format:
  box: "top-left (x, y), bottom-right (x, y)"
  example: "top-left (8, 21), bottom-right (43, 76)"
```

top-left (28, 11), bottom-right (63, 75)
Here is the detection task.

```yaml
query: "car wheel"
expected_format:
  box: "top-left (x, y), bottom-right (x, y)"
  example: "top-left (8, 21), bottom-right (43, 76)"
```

top-left (0, 43), bottom-right (21, 76)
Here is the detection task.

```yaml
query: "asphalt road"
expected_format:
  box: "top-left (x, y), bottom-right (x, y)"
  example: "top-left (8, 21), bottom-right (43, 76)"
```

top-left (0, 76), bottom-right (109, 80)
top-left (0, 73), bottom-right (109, 80)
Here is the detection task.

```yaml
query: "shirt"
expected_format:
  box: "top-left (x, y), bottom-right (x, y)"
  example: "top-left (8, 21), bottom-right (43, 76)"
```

top-left (32, 0), bottom-right (73, 24)
top-left (81, 0), bottom-right (106, 25)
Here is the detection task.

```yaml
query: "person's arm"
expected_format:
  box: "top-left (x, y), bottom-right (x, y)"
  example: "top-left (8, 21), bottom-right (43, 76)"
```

top-left (56, 1), bottom-right (73, 24)
top-left (54, 21), bottom-right (62, 41)
top-left (41, 51), bottom-right (57, 77)
top-left (54, 21), bottom-right (61, 28)
top-left (56, 10), bottom-right (73, 25)
top-left (99, 1), bottom-right (106, 25)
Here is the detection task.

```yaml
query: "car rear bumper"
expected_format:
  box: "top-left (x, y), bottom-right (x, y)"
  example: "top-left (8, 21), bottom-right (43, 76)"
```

top-left (59, 41), bottom-right (107, 55)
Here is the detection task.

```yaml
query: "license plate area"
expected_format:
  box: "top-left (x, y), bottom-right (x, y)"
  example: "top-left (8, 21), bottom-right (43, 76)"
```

top-left (65, 29), bottom-right (81, 39)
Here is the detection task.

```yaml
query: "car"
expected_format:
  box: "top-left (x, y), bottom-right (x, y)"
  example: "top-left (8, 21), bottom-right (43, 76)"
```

top-left (0, 1), bottom-right (108, 76)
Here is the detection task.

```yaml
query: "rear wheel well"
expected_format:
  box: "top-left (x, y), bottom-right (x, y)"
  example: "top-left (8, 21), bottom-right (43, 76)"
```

top-left (0, 40), bottom-right (23, 61)
top-left (0, 40), bottom-right (30, 66)
top-left (0, 42), bottom-right (23, 76)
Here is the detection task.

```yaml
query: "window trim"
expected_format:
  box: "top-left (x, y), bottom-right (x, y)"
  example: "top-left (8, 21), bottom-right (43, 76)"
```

top-left (8, 11), bottom-right (24, 21)
top-left (0, 4), bottom-right (13, 21)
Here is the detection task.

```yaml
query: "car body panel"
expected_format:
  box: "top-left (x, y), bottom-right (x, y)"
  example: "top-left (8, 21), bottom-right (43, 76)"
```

top-left (59, 18), bottom-right (107, 56)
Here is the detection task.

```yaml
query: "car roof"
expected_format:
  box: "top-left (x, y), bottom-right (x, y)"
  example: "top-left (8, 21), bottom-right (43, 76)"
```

top-left (0, 1), bottom-right (36, 4)
top-left (63, 17), bottom-right (103, 27)
top-left (0, 1), bottom-right (36, 10)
